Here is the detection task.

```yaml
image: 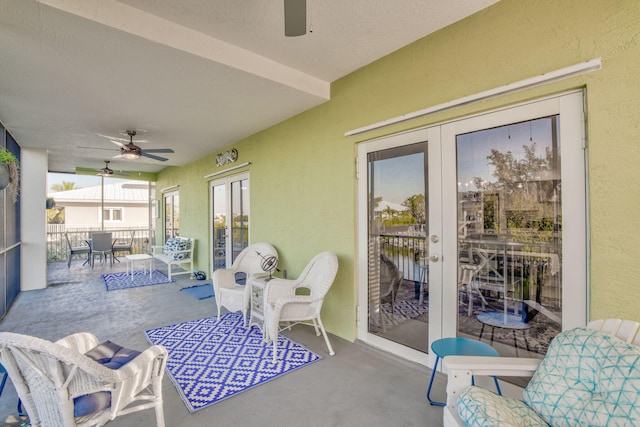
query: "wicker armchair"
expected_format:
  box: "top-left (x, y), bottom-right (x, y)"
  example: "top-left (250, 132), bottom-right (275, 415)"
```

top-left (211, 242), bottom-right (278, 326)
top-left (263, 251), bottom-right (338, 363)
top-left (0, 331), bottom-right (168, 427)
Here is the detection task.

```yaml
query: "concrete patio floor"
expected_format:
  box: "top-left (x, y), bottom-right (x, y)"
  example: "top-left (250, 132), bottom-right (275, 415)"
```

top-left (0, 260), bottom-right (443, 426)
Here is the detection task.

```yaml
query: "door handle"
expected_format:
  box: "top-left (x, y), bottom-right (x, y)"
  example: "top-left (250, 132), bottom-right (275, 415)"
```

top-left (430, 255), bottom-right (439, 263)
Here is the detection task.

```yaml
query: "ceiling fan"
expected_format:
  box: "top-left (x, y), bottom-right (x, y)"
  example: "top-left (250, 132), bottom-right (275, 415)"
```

top-left (284, 0), bottom-right (307, 36)
top-left (111, 130), bottom-right (174, 162)
top-left (97, 160), bottom-right (129, 177)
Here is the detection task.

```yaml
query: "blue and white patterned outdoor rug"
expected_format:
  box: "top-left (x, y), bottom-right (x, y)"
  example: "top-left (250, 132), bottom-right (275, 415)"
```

top-left (102, 270), bottom-right (174, 291)
top-left (144, 312), bottom-right (322, 412)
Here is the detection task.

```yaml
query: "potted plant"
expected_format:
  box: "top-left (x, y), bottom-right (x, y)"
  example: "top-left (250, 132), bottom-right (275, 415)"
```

top-left (46, 197), bottom-right (55, 209)
top-left (0, 147), bottom-right (19, 203)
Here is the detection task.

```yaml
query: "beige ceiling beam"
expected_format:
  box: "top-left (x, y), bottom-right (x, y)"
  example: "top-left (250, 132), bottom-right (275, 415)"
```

top-left (36, 0), bottom-right (330, 100)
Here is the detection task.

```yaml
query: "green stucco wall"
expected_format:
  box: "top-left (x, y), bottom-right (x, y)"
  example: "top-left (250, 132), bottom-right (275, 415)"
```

top-left (157, 0), bottom-right (640, 341)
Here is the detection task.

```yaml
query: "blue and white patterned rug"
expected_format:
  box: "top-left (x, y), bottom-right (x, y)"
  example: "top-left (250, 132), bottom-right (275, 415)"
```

top-left (102, 270), bottom-right (174, 291)
top-left (144, 312), bottom-right (322, 412)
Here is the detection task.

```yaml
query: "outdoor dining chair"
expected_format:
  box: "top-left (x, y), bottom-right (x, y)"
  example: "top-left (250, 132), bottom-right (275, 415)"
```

top-left (90, 232), bottom-right (114, 267)
top-left (64, 232), bottom-right (91, 268)
top-left (112, 230), bottom-right (135, 262)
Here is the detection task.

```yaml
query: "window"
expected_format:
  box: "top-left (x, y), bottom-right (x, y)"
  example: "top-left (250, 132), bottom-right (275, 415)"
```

top-left (101, 208), bottom-right (123, 223)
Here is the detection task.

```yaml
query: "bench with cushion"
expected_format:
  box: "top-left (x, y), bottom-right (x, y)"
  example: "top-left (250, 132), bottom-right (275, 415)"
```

top-left (151, 237), bottom-right (195, 280)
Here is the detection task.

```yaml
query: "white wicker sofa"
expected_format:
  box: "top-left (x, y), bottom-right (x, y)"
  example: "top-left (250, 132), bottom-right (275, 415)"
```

top-left (151, 237), bottom-right (195, 280)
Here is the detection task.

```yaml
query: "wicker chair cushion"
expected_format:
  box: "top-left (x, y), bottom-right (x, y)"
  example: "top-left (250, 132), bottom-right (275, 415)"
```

top-left (235, 272), bottom-right (247, 285)
top-left (73, 341), bottom-right (141, 417)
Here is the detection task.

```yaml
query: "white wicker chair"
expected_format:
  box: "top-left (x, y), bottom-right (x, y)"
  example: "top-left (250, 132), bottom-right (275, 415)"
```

top-left (0, 331), bottom-right (168, 427)
top-left (442, 319), bottom-right (640, 427)
top-left (211, 242), bottom-right (278, 326)
top-left (263, 251), bottom-right (339, 363)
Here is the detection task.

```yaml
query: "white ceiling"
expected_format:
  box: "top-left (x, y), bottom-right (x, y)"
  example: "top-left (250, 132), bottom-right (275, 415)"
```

top-left (0, 0), bottom-right (498, 175)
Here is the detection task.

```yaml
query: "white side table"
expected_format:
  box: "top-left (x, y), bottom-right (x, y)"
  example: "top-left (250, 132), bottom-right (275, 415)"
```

top-left (125, 254), bottom-right (154, 280)
top-left (248, 277), bottom-right (269, 337)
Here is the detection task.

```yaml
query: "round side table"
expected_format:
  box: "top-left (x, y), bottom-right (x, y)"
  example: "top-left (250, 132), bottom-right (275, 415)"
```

top-left (426, 337), bottom-right (502, 406)
top-left (477, 312), bottom-right (532, 356)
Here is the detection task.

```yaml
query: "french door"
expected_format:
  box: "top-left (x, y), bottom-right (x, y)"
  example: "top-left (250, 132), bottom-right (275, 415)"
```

top-left (163, 190), bottom-right (179, 241)
top-left (357, 91), bottom-right (587, 367)
top-left (210, 172), bottom-right (250, 272)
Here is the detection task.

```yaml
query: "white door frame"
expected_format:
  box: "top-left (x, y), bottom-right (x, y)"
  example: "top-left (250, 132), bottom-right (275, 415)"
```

top-left (209, 171), bottom-right (250, 272)
top-left (356, 90), bottom-right (587, 368)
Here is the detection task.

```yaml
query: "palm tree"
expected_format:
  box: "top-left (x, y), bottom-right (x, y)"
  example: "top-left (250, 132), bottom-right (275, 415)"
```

top-left (50, 181), bottom-right (77, 192)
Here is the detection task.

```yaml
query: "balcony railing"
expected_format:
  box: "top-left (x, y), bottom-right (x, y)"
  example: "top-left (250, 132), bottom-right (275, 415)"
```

top-left (47, 225), bottom-right (156, 262)
top-left (378, 233), bottom-right (427, 284)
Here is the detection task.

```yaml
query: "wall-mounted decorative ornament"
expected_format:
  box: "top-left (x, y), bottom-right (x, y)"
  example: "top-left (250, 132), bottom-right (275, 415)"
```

top-left (216, 148), bottom-right (238, 167)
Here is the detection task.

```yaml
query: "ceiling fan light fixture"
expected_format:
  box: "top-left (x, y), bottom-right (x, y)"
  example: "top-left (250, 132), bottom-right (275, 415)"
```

top-left (122, 150), bottom-right (141, 160)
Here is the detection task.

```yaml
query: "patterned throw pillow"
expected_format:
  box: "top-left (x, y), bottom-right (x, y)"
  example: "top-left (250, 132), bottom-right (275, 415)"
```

top-left (523, 327), bottom-right (640, 426)
top-left (163, 237), bottom-right (178, 255)
top-left (457, 386), bottom-right (548, 427)
top-left (171, 238), bottom-right (191, 260)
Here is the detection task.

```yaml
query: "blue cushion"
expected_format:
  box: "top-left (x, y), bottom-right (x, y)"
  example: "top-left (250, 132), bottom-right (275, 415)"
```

top-left (73, 341), bottom-right (141, 417)
top-left (523, 328), bottom-right (640, 426)
top-left (235, 272), bottom-right (247, 285)
top-left (74, 392), bottom-right (111, 418)
top-left (458, 386), bottom-right (547, 427)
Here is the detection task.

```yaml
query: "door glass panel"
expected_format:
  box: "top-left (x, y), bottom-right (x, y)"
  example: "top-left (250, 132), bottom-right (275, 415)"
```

top-left (456, 116), bottom-right (562, 357)
top-left (211, 173), bottom-right (249, 272)
top-left (164, 192), bottom-right (179, 240)
top-left (212, 184), bottom-right (227, 269)
top-left (231, 178), bottom-right (249, 262)
top-left (367, 143), bottom-right (428, 352)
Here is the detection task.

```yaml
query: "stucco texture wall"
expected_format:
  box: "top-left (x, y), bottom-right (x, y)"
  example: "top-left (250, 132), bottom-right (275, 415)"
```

top-left (157, 0), bottom-right (640, 341)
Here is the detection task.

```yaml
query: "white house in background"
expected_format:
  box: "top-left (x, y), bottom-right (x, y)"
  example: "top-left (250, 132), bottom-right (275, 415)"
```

top-left (49, 181), bottom-right (152, 229)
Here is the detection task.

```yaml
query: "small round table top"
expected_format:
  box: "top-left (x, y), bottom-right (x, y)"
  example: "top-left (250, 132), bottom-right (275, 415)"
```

top-left (431, 337), bottom-right (499, 358)
top-left (477, 312), bottom-right (533, 330)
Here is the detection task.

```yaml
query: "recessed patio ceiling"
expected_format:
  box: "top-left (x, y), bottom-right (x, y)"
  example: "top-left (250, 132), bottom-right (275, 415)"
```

top-left (0, 0), bottom-right (498, 174)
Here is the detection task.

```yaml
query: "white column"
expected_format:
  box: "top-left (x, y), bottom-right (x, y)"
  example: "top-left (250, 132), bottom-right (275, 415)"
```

top-left (20, 148), bottom-right (48, 291)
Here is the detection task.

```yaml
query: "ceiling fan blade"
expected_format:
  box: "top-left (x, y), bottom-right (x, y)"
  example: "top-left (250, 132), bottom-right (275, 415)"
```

top-left (142, 148), bottom-right (174, 154)
top-left (141, 152), bottom-right (169, 162)
top-left (110, 140), bottom-right (126, 148)
top-left (78, 146), bottom-right (117, 151)
top-left (284, 0), bottom-right (306, 36)
top-left (96, 171), bottom-right (129, 177)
